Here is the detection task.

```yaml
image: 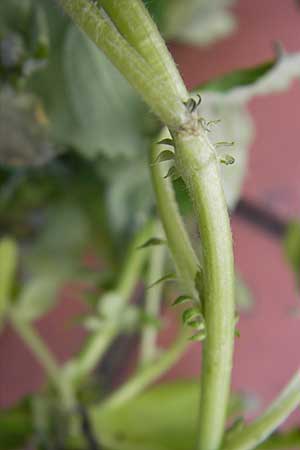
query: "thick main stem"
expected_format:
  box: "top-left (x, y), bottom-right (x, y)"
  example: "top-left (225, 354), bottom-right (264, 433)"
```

top-left (174, 129), bottom-right (235, 450)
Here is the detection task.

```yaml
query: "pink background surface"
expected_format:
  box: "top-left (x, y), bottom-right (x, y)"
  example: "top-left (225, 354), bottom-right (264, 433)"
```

top-left (1, 0), bottom-right (300, 426)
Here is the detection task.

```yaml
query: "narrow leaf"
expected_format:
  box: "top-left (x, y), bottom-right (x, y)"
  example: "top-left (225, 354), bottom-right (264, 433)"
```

top-left (0, 238), bottom-right (18, 323)
top-left (137, 237), bottom-right (166, 249)
top-left (189, 330), bottom-right (206, 341)
top-left (157, 138), bottom-right (174, 147)
top-left (172, 295), bottom-right (193, 306)
top-left (216, 141), bottom-right (235, 147)
top-left (154, 150), bottom-right (175, 163)
top-left (220, 155), bottom-right (235, 165)
top-left (182, 307), bottom-right (202, 325)
top-left (147, 272), bottom-right (176, 289)
top-left (164, 166), bottom-right (181, 181)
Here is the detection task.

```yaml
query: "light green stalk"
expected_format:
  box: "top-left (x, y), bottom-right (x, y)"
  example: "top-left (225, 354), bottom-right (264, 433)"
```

top-left (150, 134), bottom-right (199, 297)
top-left (221, 370), bottom-right (300, 450)
top-left (98, 0), bottom-right (188, 103)
top-left (10, 311), bottom-right (74, 409)
top-left (139, 222), bottom-right (166, 366)
top-left (98, 330), bottom-right (187, 411)
top-left (69, 221), bottom-right (155, 383)
top-left (173, 129), bottom-right (235, 450)
top-left (58, 0), bottom-right (187, 128)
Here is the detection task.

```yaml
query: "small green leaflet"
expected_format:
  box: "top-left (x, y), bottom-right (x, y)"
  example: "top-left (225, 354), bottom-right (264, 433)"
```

top-left (283, 220), bottom-right (300, 289)
top-left (137, 237), bottom-right (166, 249)
top-left (189, 330), bottom-right (206, 341)
top-left (154, 150), bottom-right (175, 163)
top-left (172, 295), bottom-right (192, 306)
top-left (164, 166), bottom-right (180, 180)
top-left (147, 272), bottom-right (176, 289)
top-left (220, 155), bottom-right (235, 165)
top-left (0, 238), bottom-right (18, 324)
top-left (157, 138), bottom-right (174, 147)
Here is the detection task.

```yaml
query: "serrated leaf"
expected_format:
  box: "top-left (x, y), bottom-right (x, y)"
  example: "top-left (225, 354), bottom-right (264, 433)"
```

top-left (92, 381), bottom-right (249, 450)
top-left (30, 19), bottom-right (150, 160)
top-left (172, 295), bottom-right (192, 306)
top-left (154, 150), bottom-right (175, 163)
top-left (0, 237), bottom-right (18, 322)
top-left (147, 272), bottom-right (176, 289)
top-left (137, 237), bottom-right (166, 249)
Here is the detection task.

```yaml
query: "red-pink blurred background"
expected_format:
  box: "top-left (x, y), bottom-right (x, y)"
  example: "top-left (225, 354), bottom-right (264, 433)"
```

top-left (1, 0), bottom-right (300, 425)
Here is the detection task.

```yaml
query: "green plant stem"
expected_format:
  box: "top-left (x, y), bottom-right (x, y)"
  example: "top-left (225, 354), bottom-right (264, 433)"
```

top-left (221, 370), bottom-right (300, 450)
top-left (10, 310), bottom-right (74, 409)
top-left (98, 0), bottom-right (188, 102)
top-left (150, 132), bottom-right (200, 297)
top-left (70, 221), bottom-right (155, 382)
top-left (58, 0), bottom-right (187, 127)
top-left (173, 129), bottom-right (235, 450)
top-left (256, 428), bottom-right (300, 450)
top-left (139, 222), bottom-right (165, 366)
top-left (98, 330), bottom-right (188, 411)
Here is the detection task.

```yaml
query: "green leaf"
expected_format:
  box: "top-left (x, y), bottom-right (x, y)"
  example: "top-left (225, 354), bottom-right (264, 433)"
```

top-left (0, 398), bottom-right (33, 449)
top-left (0, 89), bottom-right (55, 168)
top-left (235, 273), bottom-right (254, 313)
top-left (200, 60), bottom-right (275, 93)
top-left (182, 307), bottom-right (205, 331)
top-left (283, 220), bottom-right (300, 288)
top-left (172, 295), bottom-right (192, 306)
top-left (137, 237), bottom-right (166, 249)
top-left (147, 272), bottom-right (176, 289)
top-left (220, 154), bottom-right (235, 165)
top-left (157, 138), bottom-right (174, 147)
top-left (161, 0), bottom-right (237, 46)
top-left (163, 166), bottom-right (180, 181)
top-left (15, 274), bottom-right (62, 321)
top-left (189, 330), bottom-right (206, 341)
top-left (193, 53), bottom-right (300, 210)
top-left (91, 381), bottom-right (251, 450)
top-left (0, 237), bottom-right (18, 322)
top-left (154, 150), bottom-right (175, 163)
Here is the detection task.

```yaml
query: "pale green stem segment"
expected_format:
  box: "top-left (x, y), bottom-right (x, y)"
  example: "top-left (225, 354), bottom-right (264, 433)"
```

top-left (139, 222), bottom-right (166, 366)
top-left (256, 428), bottom-right (300, 450)
top-left (221, 370), bottom-right (300, 450)
top-left (10, 311), bottom-right (74, 409)
top-left (98, 0), bottom-right (188, 102)
top-left (69, 221), bottom-right (155, 383)
top-left (150, 133), bottom-right (199, 298)
top-left (58, 0), bottom-right (187, 128)
top-left (173, 130), bottom-right (235, 450)
top-left (0, 238), bottom-right (18, 327)
top-left (98, 330), bottom-right (187, 412)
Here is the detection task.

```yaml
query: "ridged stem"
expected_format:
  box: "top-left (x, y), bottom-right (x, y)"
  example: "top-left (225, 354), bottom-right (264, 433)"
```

top-left (58, 0), bottom-right (187, 127)
top-left (173, 129), bottom-right (235, 450)
top-left (98, 0), bottom-right (188, 102)
top-left (221, 370), bottom-right (300, 450)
